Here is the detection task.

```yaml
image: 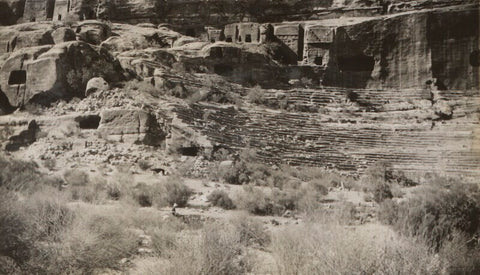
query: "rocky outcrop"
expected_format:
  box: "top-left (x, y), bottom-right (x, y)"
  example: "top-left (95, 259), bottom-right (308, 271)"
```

top-left (101, 23), bottom-right (192, 54)
top-left (85, 77), bottom-right (109, 96)
top-left (3, 119), bottom-right (39, 151)
top-left (76, 20), bottom-right (111, 45)
top-left (0, 23), bottom-right (54, 55)
top-left (51, 27), bottom-right (76, 44)
top-left (0, 41), bottom-right (123, 108)
top-left (98, 109), bottom-right (164, 145)
top-left (322, 5), bottom-right (479, 90)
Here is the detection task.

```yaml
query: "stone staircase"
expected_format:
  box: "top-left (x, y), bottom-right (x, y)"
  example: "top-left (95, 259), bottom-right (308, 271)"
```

top-left (172, 86), bottom-right (480, 178)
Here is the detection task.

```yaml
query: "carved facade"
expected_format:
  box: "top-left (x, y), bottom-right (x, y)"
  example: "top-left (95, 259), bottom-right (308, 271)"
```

top-left (22, 0), bottom-right (71, 22)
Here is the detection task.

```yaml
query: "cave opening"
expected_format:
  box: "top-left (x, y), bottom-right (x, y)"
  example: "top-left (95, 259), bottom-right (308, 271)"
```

top-left (178, 146), bottom-right (199, 156)
top-left (8, 70), bottom-right (26, 85)
top-left (226, 37), bottom-right (232, 42)
top-left (245, 34), bottom-right (252, 43)
top-left (76, 115), bottom-right (101, 129)
top-left (470, 50), bottom-right (479, 67)
top-left (338, 54), bottom-right (375, 71)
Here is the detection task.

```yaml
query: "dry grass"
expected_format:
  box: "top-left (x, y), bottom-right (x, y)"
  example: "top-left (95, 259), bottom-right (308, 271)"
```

top-left (207, 190), bottom-right (236, 209)
top-left (271, 222), bottom-right (446, 275)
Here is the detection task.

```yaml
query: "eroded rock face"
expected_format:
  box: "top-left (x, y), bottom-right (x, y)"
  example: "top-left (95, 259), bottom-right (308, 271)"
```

top-left (0, 41), bottom-right (123, 108)
top-left (76, 20), bottom-right (111, 45)
top-left (0, 23), bottom-right (54, 55)
top-left (321, 5), bottom-right (479, 90)
top-left (101, 23), bottom-right (189, 54)
top-left (51, 27), bottom-right (76, 44)
top-left (98, 109), bottom-right (164, 146)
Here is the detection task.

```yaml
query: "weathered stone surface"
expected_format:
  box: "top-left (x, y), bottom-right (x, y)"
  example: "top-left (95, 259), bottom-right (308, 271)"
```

top-left (98, 109), bottom-right (164, 145)
top-left (76, 20), bottom-right (111, 45)
top-left (101, 23), bottom-right (188, 54)
top-left (0, 23), bottom-right (54, 55)
top-left (172, 84), bottom-right (480, 178)
top-left (51, 27), bottom-right (76, 44)
top-left (0, 41), bottom-right (123, 108)
top-left (319, 5), bottom-right (479, 90)
top-left (117, 48), bottom-right (177, 78)
top-left (85, 77), bottom-right (109, 96)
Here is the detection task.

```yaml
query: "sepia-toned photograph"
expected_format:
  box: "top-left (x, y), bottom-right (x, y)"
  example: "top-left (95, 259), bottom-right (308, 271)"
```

top-left (0, 0), bottom-right (479, 274)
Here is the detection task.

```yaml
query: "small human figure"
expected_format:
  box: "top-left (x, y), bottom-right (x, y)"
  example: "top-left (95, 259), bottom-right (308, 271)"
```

top-left (171, 203), bottom-right (178, 216)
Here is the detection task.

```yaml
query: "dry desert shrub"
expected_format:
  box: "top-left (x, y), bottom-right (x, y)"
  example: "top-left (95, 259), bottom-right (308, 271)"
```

top-left (271, 222), bottom-right (446, 275)
top-left (162, 176), bottom-right (193, 207)
top-left (63, 169), bottom-right (89, 186)
top-left (0, 186), bottom-right (76, 273)
top-left (57, 205), bottom-right (138, 273)
top-left (165, 223), bottom-right (254, 275)
top-left (378, 179), bottom-right (480, 273)
top-left (207, 189), bottom-right (236, 209)
top-left (234, 182), bottom-right (328, 216)
top-left (68, 175), bottom-right (107, 203)
top-left (380, 180), bottom-right (480, 250)
top-left (229, 213), bottom-right (270, 247)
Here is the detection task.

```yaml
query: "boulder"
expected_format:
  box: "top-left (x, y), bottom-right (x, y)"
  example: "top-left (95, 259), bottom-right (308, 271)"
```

top-left (85, 77), bottom-right (109, 96)
top-left (0, 41), bottom-right (123, 108)
top-left (98, 109), bottom-right (164, 146)
top-left (0, 22), bottom-right (54, 55)
top-left (76, 20), bottom-right (111, 45)
top-left (4, 120), bottom-right (39, 151)
top-left (101, 23), bottom-right (185, 54)
top-left (51, 27), bottom-right (76, 44)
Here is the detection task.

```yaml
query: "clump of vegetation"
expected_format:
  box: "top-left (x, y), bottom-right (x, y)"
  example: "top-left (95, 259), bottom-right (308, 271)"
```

top-left (137, 159), bottom-right (152, 171)
top-left (215, 148), bottom-right (290, 187)
top-left (63, 169), bottom-right (89, 186)
top-left (380, 179), bottom-right (480, 251)
top-left (235, 184), bottom-right (323, 216)
top-left (163, 176), bottom-right (193, 207)
top-left (271, 222), bottom-right (448, 275)
top-left (229, 214), bottom-right (270, 247)
top-left (165, 222), bottom-right (254, 275)
top-left (207, 190), bottom-right (236, 209)
top-left (361, 162), bottom-right (410, 203)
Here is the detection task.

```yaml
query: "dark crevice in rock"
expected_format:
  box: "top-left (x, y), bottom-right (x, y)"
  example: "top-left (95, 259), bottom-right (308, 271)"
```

top-left (75, 115), bottom-right (101, 129)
